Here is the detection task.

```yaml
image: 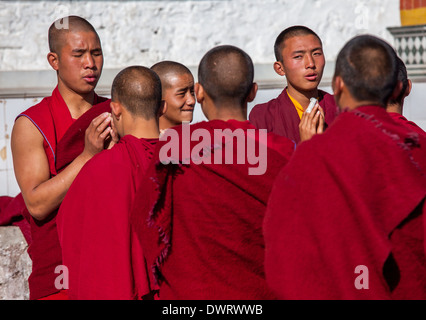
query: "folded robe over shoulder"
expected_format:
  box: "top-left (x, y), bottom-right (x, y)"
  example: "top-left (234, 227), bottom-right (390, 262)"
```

top-left (131, 120), bottom-right (295, 300)
top-left (1, 87), bottom-right (109, 300)
top-left (57, 135), bottom-right (158, 300)
top-left (388, 112), bottom-right (426, 136)
top-left (249, 88), bottom-right (338, 144)
top-left (264, 105), bottom-right (426, 300)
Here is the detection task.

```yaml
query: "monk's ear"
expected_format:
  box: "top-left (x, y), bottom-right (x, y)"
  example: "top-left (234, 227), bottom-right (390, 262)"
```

top-left (389, 80), bottom-right (404, 102)
top-left (247, 83), bottom-right (258, 103)
top-left (158, 100), bottom-right (167, 117)
top-left (47, 52), bottom-right (59, 71)
top-left (405, 79), bottom-right (412, 98)
top-left (332, 75), bottom-right (344, 97)
top-left (195, 83), bottom-right (204, 104)
top-left (110, 101), bottom-right (122, 120)
top-left (273, 61), bottom-right (286, 77)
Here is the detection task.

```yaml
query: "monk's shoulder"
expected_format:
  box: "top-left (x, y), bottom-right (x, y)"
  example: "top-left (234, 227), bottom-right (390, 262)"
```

top-left (19, 96), bottom-right (52, 119)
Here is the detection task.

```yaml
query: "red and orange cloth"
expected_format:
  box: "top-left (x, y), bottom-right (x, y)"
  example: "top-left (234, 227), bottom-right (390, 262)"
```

top-left (400, 0), bottom-right (426, 26)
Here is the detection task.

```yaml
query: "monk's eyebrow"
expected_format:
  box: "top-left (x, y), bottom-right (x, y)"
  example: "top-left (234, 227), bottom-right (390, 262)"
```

top-left (72, 48), bottom-right (102, 53)
top-left (176, 86), bottom-right (193, 93)
top-left (72, 48), bottom-right (86, 53)
top-left (291, 47), bottom-right (323, 55)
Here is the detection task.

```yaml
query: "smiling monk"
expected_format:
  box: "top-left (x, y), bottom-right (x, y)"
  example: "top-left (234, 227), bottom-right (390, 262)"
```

top-left (151, 61), bottom-right (196, 132)
top-left (249, 26), bottom-right (338, 144)
top-left (10, 16), bottom-right (115, 300)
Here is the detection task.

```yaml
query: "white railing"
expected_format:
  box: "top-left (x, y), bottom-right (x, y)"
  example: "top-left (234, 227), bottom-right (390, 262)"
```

top-left (388, 25), bottom-right (426, 80)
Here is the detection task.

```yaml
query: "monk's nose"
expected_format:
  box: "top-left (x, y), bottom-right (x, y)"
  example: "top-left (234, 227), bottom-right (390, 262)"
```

top-left (305, 55), bottom-right (315, 69)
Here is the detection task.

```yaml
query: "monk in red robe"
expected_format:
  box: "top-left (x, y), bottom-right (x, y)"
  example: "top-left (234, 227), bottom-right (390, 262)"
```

top-left (151, 61), bottom-right (196, 132)
top-left (386, 57), bottom-right (425, 135)
top-left (131, 45), bottom-right (295, 300)
top-left (249, 26), bottom-right (338, 144)
top-left (57, 66), bottom-right (164, 300)
top-left (10, 16), bottom-right (116, 300)
top-left (264, 35), bottom-right (426, 299)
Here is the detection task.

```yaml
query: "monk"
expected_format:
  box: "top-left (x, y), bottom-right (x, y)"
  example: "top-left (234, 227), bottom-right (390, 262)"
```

top-left (131, 45), bottom-right (295, 300)
top-left (387, 57), bottom-right (425, 135)
top-left (249, 26), bottom-right (338, 144)
top-left (10, 16), bottom-right (115, 300)
top-left (264, 35), bottom-right (426, 299)
top-left (57, 66), bottom-right (164, 300)
top-left (151, 61), bottom-right (196, 132)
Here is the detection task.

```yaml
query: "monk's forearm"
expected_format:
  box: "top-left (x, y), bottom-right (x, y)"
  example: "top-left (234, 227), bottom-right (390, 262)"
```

top-left (25, 152), bottom-right (92, 221)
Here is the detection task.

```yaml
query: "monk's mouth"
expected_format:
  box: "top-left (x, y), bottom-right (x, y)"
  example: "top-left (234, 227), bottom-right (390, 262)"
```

top-left (83, 76), bottom-right (98, 83)
top-left (305, 74), bottom-right (318, 81)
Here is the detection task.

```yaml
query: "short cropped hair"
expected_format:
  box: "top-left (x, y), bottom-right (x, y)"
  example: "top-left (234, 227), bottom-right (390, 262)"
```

top-left (111, 66), bottom-right (162, 119)
top-left (389, 56), bottom-right (409, 105)
top-left (274, 26), bottom-right (322, 62)
top-left (151, 61), bottom-right (193, 91)
top-left (198, 45), bottom-right (254, 105)
top-left (334, 35), bottom-right (398, 106)
top-left (48, 15), bottom-right (100, 55)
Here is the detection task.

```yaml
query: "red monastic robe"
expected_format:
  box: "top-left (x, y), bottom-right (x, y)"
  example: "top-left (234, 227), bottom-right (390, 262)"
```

top-left (249, 88), bottom-right (338, 144)
top-left (131, 120), bottom-right (295, 300)
top-left (264, 105), bottom-right (426, 299)
top-left (1, 87), bottom-right (109, 300)
top-left (388, 112), bottom-right (426, 136)
top-left (57, 135), bottom-right (158, 300)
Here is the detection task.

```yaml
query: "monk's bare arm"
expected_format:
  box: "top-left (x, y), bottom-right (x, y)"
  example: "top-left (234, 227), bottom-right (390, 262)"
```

top-left (11, 112), bottom-right (112, 221)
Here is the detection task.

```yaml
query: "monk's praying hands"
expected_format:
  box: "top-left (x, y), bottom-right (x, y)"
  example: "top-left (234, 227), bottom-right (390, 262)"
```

top-left (299, 103), bottom-right (324, 142)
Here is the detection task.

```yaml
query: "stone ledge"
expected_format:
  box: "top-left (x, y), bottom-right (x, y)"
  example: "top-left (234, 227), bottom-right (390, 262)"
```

top-left (0, 226), bottom-right (31, 300)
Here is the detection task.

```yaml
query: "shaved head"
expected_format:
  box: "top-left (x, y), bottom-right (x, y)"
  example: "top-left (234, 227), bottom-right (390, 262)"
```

top-left (198, 45), bottom-right (254, 105)
top-left (274, 26), bottom-right (322, 62)
top-left (48, 16), bottom-right (100, 55)
top-left (334, 35), bottom-right (398, 106)
top-left (111, 66), bottom-right (162, 119)
top-left (151, 61), bottom-right (193, 91)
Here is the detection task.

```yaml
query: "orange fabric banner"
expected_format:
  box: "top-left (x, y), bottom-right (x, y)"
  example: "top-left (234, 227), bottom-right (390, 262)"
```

top-left (400, 0), bottom-right (426, 26)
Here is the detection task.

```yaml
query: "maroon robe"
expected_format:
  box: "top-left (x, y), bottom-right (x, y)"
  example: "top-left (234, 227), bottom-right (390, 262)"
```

top-left (1, 87), bottom-right (109, 300)
top-left (57, 135), bottom-right (158, 300)
top-left (131, 120), bottom-right (295, 300)
top-left (388, 112), bottom-right (425, 136)
top-left (249, 88), bottom-right (338, 143)
top-left (264, 105), bottom-right (426, 299)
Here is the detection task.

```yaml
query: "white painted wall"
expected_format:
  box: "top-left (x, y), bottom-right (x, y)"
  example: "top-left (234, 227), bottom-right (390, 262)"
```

top-left (0, 0), bottom-right (400, 71)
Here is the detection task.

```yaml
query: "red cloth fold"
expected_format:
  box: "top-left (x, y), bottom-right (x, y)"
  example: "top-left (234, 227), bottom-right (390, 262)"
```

top-left (1, 87), bottom-right (109, 300)
top-left (55, 99), bottom-right (110, 172)
top-left (131, 120), bottom-right (295, 300)
top-left (249, 88), bottom-right (338, 143)
top-left (264, 105), bottom-right (426, 299)
top-left (57, 135), bottom-right (158, 300)
top-left (388, 112), bottom-right (426, 136)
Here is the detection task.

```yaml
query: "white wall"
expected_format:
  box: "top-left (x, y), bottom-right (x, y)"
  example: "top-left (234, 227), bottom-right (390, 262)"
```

top-left (0, 0), bottom-right (400, 71)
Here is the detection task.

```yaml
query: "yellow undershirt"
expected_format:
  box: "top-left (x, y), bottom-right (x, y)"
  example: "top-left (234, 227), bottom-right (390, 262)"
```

top-left (287, 90), bottom-right (304, 120)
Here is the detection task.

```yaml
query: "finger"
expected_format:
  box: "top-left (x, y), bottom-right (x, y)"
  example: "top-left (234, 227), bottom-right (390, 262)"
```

top-left (99, 126), bottom-right (112, 140)
top-left (94, 115), bottom-right (112, 136)
top-left (317, 111), bottom-right (325, 134)
top-left (90, 112), bottom-right (110, 129)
